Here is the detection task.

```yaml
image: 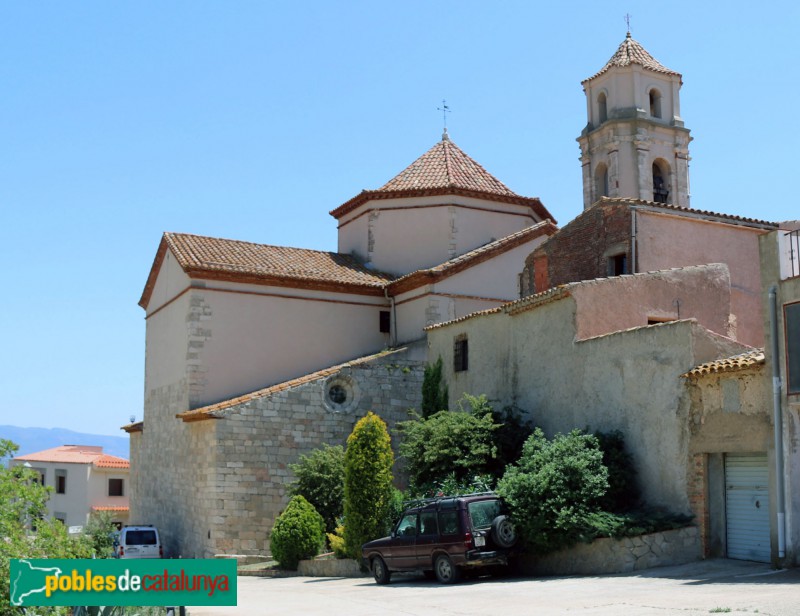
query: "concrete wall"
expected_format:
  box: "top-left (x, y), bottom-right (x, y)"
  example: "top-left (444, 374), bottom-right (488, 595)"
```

top-left (684, 365), bottom-right (772, 559)
top-left (336, 195), bottom-right (536, 276)
top-left (135, 348), bottom-right (424, 558)
top-left (637, 211), bottom-right (766, 347)
top-left (572, 264), bottom-right (732, 341)
top-left (759, 230), bottom-right (800, 565)
top-left (427, 274), bottom-right (747, 513)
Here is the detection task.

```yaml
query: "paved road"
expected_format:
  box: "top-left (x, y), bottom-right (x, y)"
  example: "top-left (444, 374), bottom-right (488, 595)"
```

top-left (190, 559), bottom-right (799, 616)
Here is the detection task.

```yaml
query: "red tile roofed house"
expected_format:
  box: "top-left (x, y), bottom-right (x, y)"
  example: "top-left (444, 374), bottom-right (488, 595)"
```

top-left (11, 445), bottom-right (129, 528)
top-left (132, 135), bottom-right (556, 558)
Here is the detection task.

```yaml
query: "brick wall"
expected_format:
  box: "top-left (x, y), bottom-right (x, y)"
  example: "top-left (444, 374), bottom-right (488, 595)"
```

top-left (531, 202), bottom-right (632, 292)
top-left (686, 453), bottom-right (710, 557)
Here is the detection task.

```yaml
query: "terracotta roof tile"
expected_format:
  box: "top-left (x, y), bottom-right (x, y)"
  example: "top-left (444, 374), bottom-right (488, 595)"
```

top-left (94, 455), bottom-right (130, 469)
top-left (584, 33), bottom-right (681, 83)
top-left (683, 349), bottom-right (765, 378)
top-left (177, 347), bottom-right (410, 422)
top-left (379, 137), bottom-right (518, 196)
top-left (166, 233), bottom-right (394, 287)
top-left (595, 197), bottom-right (778, 228)
top-left (140, 233), bottom-right (395, 309)
top-left (14, 445), bottom-right (128, 467)
top-left (121, 421), bottom-right (143, 434)
top-left (330, 137), bottom-right (554, 221)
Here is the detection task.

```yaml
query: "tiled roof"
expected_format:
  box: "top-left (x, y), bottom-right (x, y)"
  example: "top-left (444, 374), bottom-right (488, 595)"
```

top-left (330, 137), bottom-right (553, 221)
top-left (91, 506), bottom-right (130, 512)
top-left (379, 137), bottom-right (518, 196)
top-left (140, 233), bottom-right (395, 309)
top-left (121, 421), bottom-right (143, 434)
top-left (14, 445), bottom-right (128, 467)
top-left (584, 33), bottom-right (681, 83)
top-left (389, 220), bottom-right (557, 294)
top-left (594, 197), bottom-right (779, 228)
top-left (424, 306), bottom-right (504, 331)
top-left (683, 349), bottom-right (765, 378)
top-left (177, 347), bottom-right (409, 422)
top-left (94, 454), bottom-right (130, 469)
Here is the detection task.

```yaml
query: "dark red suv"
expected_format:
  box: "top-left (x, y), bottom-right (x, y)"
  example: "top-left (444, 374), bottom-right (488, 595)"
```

top-left (361, 492), bottom-right (517, 584)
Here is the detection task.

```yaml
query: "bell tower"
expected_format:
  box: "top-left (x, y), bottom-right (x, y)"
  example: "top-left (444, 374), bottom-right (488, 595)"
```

top-left (577, 32), bottom-right (692, 210)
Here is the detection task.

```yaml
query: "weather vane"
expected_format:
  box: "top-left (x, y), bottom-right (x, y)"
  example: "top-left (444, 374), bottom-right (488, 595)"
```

top-left (437, 99), bottom-right (451, 132)
top-left (625, 13), bottom-right (632, 34)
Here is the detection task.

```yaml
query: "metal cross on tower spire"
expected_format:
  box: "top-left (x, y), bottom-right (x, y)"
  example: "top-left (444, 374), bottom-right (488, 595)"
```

top-left (437, 99), bottom-right (451, 140)
top-left (625, 13), bottom-right (632, 36)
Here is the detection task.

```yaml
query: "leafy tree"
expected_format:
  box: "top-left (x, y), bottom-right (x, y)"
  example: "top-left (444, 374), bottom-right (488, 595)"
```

top-left (594, 429), bottom-right (640, 512)
top-left (343, 412), bottom-right (394, 559)
top-left (488, 404), bottom-right (534, 477)
top-left (397, 394), bottom-right (499, 495)
top-left (0, 439), bottom-right (94, 615)
top-left (421, 356), bottom-right (449, 418)
top-left (288, 444), bottom-right (345, 534)
top-left (84, 510), bottom-right (119, 558)
top-left (270, 495), bottom-right (325, 570)
top-left (496, 429), bottom-right (609, 554)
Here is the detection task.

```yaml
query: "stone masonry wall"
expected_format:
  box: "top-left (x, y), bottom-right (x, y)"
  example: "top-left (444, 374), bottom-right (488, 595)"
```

top-left (521, 527), bottom-right (701, 576)
top-left (530, 201), bottom-right (631, 293)
top-left (183, 348), bottom-right (424, 558)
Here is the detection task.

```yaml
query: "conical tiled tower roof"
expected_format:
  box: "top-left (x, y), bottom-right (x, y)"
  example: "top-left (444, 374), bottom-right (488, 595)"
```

top-left (330, 134), bottom-right (553, 222)
top-left (583, 33), bottom-right (681, 83)
top-left (378, 134), bottom-right (518, 196)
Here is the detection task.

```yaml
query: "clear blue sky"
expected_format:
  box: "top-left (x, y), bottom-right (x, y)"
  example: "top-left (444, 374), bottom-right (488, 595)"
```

top-left (2, 2), bottom-right (798, 437)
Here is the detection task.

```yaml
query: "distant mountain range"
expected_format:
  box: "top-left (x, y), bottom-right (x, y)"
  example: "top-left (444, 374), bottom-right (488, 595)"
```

top-left (0, 425), bottom-right (129, 462)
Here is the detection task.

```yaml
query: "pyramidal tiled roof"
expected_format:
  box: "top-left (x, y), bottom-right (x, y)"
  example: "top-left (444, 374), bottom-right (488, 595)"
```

top-left (379, 135), bottom-right (518, 196)
top-left (330, 135), bottom-right (553, 221)
top-left (583, 33), bottom-right (681, 83)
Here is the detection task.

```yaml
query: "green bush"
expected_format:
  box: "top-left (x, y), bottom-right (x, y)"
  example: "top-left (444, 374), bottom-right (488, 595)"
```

top-left (397, 394), bottom-right (499, 495)
top-left (269, 495), bottom-right (325, 570)
top-left (421, 356), bottom-right (449, 418)
top-left (289, 444), bottom-right (345, 534)
top-left (326, 523), bottom-right (348, 559)
top-left (496, 428), bottom-right (609, 554)
top-left (594, 429), bottom-right (640, 512)
top-left (343, 412), bottom-right (394, 559)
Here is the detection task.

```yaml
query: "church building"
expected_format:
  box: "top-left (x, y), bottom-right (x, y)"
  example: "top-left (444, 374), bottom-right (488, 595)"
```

top-left (127, 32), bottom-right (798, 565)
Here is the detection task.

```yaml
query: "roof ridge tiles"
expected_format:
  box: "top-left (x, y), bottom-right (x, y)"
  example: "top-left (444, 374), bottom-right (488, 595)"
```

top-left (583, 34), bottom-right (681, 83)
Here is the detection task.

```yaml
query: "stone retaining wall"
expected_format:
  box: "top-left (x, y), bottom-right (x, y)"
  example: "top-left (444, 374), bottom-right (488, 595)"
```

top-left (298, 558), bottom-right (367, 578)
top-left (520, 527), bottom-right (701, 576)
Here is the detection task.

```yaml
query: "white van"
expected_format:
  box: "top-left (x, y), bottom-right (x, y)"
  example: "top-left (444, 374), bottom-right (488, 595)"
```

top-left (116, 525), bottom-right (162, 559)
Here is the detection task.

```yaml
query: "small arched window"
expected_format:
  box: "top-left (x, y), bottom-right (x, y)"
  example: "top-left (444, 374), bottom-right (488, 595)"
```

top-left (652, 160), bottom-right (670, 203)
top-left (595, 163), bottom-right (609, 200)
top-left (649, 88), bottom-right (662, 118)
top-left (598, 92), bottom-right (608, 124)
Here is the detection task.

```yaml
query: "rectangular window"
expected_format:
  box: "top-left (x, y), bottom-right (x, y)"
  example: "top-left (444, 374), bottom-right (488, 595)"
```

top-left (454, 335), bottom-right (469, 372)
top-left (379, 310), bottom-right (391, 334)
top-left (33, 468), bottom-right (45, 486)
top-left (109, 478), bottom-right (124, 497)
top-left (419, 511), bottom-right (438, 536)
top-left (608, 253), bottom-right (627, 276)
top-left (438, 511), bottom-right (459, 536)
top-left (54, 514), bottom-right (66, 525)
top-left (55, 470), bottom-right (67, 494)
top-left (786, 302), bottom-right (800, 394)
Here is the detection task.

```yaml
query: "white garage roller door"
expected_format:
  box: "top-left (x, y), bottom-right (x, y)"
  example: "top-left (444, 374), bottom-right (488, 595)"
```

top-left (725, 453), bottom-right (770, 563)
